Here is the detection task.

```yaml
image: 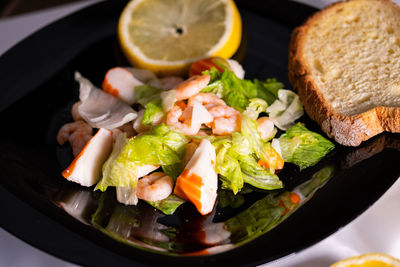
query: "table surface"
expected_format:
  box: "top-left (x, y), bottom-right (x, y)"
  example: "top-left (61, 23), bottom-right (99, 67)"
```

top-left (0, 1), bottom-right (399, 266)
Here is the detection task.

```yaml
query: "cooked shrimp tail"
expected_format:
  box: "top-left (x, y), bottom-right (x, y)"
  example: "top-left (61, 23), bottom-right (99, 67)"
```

top-left (57, 121), bottom-right (93, 157)
top-left (136, 172), bottom-right (174, 202)
top-left (174, 74), bottom-right (210, 100)
top-left (207, 105), bottom-right (241, 135)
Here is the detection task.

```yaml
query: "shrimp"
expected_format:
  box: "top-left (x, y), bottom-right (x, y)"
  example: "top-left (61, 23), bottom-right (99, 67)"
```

top-left (256, 117), bottom-right (275, 140)
top-left (57, 121), bottom-right (93, 157)
top-left (136, 172), bottom-right (174, 202)
top-left (207, 105), bottom-right (241, 136)
top-left (160, 76), bottom-right (184, 90)
top-left (71, 101), bottom-right (83, 121)
top-left (165, 102), bottom-right (198, 135)
top-left (188, 93), bottom-right (226, 109)
top-left (174, 74), bottom-right (210, 100)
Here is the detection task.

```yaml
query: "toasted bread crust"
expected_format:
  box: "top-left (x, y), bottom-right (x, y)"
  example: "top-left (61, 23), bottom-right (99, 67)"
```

top-left (288, 0), bottom-right (400, 146)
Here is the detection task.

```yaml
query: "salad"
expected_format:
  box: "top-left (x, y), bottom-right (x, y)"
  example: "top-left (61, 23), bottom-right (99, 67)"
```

top-left (57, 57), bottom-right (334, 216)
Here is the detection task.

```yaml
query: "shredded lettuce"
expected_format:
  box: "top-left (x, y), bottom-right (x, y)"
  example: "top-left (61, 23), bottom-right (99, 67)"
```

top-left (230, 132), bottom-right (252, 157)
top-left (96, 125), bottom-right (187, 192)
top-left (96, 133), bottom-right (138, 191)
top-left (147, 194), bottom-right (186, 215)
top-left (238, 154), bottom-right (282, 190)
top-left (142, 99), bottom-right (165, 126)
top-left (240, 113), bottom-right (267, 162)
top-left (278, 123), bottom-right (335, 169)
top-left (122, 124), bottom-right (188, 166)
top-left (213, 139), bottom-right (244, 194)
top-left (244, 98), bottom-right (268, 120)
top-left (266, 89), bottom-right (304, 130)
top-left (211, 131), bottom-right (283, 193)
top-left (201, 69), bottom-right (284, 112)
top-left (134, 85), bottom-right (161, 106)
top-left (162, 162), bottom-right (184, 180)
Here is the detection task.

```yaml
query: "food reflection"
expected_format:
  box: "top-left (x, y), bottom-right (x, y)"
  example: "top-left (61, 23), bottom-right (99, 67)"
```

top-left (55, 163), bottom-right (336, 254)
top-left (342, 134), bottom-right (400, 169)
top-left (56, 188), bottom-right (97, 225)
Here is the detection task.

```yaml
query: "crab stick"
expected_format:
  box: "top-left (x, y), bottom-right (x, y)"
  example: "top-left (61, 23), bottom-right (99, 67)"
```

top-left (102, 67), bottom-right (143, 105)
top-left (182, 101), bottom-right (214, 134)
top-left (62, 128), bottom-right (113, 186)
top-left (174, 139), bottom-right (218, 215)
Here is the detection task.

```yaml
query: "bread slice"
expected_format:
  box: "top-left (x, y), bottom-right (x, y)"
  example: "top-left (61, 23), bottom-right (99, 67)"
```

top-left (289, 0), bottom-right (400, 146)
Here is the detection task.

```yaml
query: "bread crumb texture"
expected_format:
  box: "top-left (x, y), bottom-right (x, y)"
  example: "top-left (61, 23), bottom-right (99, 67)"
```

top-left (304, 0), bottom-right (400, 116)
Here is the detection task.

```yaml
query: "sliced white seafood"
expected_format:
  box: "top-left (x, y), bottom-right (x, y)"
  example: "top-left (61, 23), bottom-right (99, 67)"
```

top-left (174, 139), bottom-right (218, 215)
top-left (75, 72), bottom-right (137, 129)
top-left (103, 67), bottom-right (143, 104)
top-left (62, 128), bottom-right (113, 187)
top-left (182, 101), bottom-right (213, 133)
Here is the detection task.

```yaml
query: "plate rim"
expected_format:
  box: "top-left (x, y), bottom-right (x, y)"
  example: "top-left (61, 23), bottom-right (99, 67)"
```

top-left (0, 0), bottom-right (399, 266)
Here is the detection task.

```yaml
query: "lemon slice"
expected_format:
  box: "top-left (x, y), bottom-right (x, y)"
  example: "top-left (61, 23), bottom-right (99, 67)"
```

top-left (118, 0), bottom-right (242, 76)
top-left (330, 253), bottom-right (400, 267)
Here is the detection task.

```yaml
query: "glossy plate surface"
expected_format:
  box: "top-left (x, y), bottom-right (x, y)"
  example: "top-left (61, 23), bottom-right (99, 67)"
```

top-left (0, 1), bottom-right (399, 266)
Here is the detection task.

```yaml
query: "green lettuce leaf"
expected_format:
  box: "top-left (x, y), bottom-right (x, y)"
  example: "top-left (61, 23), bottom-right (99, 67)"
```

top-left (122, 124), bottom-right (189, 166)
top-left (230, 132), bottom-right (252, 157)
top-left (203, 67), bottom-right (223, 83)
top-left (238, 154), bottom-right (282, 190)
top-left (147, 194), bottom-right (186, 215)
top-left (213, 138), bottom-right (244, 194)
top-left (278, 123), bottom-right (335, 169)
top-left (162, 162), bottom-right (184, 180)
top-left (244, 98), bottom-right (268, 120)
top-left (212, 132), bottom-right (283, 192)
top-left (201, 69), bottom-right (284, 112)
top-left (96, 133), bottom-right (139, 191)
top-left (142, 98), bottom-right (165, 126)
top-left (235, 116), bottom-right (282, 189)
top-left (240, 113), bottom-right (267, 162)
top-left (134, 85), bottom-right (161, 106)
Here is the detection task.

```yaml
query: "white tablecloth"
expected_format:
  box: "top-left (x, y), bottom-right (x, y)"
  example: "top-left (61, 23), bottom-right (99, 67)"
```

top-left (0, 1), bottom-right (399, 266)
